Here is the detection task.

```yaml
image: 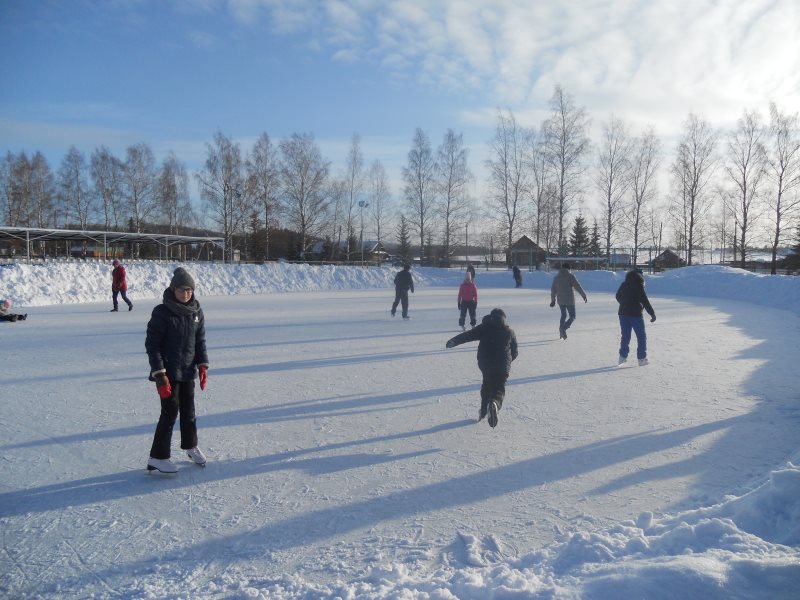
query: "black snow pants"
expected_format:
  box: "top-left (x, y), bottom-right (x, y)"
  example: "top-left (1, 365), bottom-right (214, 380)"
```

top-left (150, 380), bottom-right (198, 459)
top-left (392, 290), bottom-right (410, 317)
top-left (459, 300), bottom-right (477, 327)
top-left (480, 372), bottom-right (508, 416)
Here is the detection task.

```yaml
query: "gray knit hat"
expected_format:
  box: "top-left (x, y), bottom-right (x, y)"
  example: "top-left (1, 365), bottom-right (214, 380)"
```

top-left (170, 267), bottom-right (196, 290)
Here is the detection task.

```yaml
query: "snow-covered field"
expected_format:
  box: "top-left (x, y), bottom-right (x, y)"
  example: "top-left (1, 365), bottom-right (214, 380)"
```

top-left (1, 262), bottom-right (799, 599)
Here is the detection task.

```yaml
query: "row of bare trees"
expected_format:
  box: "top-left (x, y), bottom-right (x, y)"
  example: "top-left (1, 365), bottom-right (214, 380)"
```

top-left (483, 88), bottom-right (800, 273)
top-left (3, 86), bottom-right (799, 269)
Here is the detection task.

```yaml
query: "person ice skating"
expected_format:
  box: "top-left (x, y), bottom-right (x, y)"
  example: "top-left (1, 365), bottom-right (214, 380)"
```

top-left (466, 263), bottom-right (476, 281)
top-left (145, 267), bottom-right (209, 473)
top-left (110, 259), bottom-right (133, 312)
top-left (512, 265), bottom-right (522, 288)
top-left (0, 298), bottom-right (26, 322)
top-left (616, 269), bottom-right (656, 366)
top-left (457, 272), bottom-right (478, 331)
top-left (445, 308), bottom-right (518, 429)
top-left (391, 263), bottom-right (414, 319)
top-left (550, 262), bottom-right (587, 339)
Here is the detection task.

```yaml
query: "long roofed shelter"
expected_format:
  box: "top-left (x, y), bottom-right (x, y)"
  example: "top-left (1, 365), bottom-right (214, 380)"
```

top-left (0, 226), bottom-right (225, 262)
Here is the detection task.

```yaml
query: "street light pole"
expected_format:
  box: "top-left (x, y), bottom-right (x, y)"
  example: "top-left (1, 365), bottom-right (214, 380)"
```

top-left (358, 200), bottom-right (369, 266)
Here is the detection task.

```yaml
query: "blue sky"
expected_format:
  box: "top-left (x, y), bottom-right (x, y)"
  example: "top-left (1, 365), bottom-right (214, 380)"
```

top-left (2, 0), bottom-right (799, 206)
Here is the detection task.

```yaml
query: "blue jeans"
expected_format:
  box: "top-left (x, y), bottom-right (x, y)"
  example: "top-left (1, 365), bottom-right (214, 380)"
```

top-left (559, 304), bottom-right (576, 332)
top-left (112, 289), bottom-right (132, 310)
top-left (619, 315), bottom-right (647, 360)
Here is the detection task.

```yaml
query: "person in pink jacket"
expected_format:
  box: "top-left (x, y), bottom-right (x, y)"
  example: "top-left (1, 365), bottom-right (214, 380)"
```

top-left (457, 272), bottom-right (478, 331)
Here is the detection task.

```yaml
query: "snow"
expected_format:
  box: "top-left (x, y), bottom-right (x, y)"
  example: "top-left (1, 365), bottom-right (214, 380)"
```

top-left (1, 262), bottom-right (799, 599)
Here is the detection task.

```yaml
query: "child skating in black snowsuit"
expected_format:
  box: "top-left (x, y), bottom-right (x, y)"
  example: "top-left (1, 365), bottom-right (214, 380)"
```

top-left (445, 308), bottom-right (518, 428)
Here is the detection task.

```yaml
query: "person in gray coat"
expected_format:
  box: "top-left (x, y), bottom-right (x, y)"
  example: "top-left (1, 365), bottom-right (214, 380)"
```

top-left (549, 262), bottom-right (587, 339)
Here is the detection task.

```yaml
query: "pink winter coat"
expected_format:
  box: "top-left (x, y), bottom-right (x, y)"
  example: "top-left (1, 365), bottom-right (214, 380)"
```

top-left (458, 281), bottom-right (478, 304)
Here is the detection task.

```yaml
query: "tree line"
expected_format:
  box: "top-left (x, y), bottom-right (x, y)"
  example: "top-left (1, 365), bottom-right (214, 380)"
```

top-left (2, 86), bottom-right (799, 272)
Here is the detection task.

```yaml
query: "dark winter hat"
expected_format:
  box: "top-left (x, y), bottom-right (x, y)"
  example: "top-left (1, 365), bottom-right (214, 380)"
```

top-left (170, 267), bottom-right (196, 290)
top-left (490, 308), bottom-right (506, 320)
top-left (112, 259), bottom-right (120, 266)
top-left (403, 263), bottom-right (411, 271)
top-left (561, 262), bottom-right (571, 270)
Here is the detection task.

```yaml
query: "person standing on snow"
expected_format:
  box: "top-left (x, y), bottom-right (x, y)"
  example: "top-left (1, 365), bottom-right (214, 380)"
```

top-left (549, 262), bottom-right (587, 339)
top-left (391, 263), bottom-right (415, 319)
top-left (457, 272), bottom-right (478, 331)
top-left (616, 269), bottom-right (656, 366)
top-left (445, 308), bottom-right (518, 429)
top-left (110, 259), bottom-right (133, 312)
top-left (512, 265), bottom-right (522, 288)
top-left (145, 267), bottom-right (209, 473)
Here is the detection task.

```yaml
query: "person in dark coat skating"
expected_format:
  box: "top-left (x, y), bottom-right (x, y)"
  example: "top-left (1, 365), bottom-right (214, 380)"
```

top-left (512, 265), bottom-right (522, 288)
top-left (110, 259), bottom-right (133, 312)
top-left (391, 263), bottom-right (415, 319)
top-left (615, 269), bottom-right (656, 366)
top-left (144, 267), bottom-right (209, 473)
top-left (446, 308), bottom-right (518, 428)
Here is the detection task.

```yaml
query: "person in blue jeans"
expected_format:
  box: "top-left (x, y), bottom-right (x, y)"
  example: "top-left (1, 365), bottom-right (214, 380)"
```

top-left (615, 269), bottom-right (656, 366)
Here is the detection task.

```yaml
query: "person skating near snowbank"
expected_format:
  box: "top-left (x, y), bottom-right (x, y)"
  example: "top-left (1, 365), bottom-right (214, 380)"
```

top-left (391, 263), bottom-right (415, 319)
top-left (445, 308), bottom-right (518, 429)
top-left (616, 269), bottom-right (656, 366)
top-left (457, 272), bottom-right (478, 331)
top-left (550, 262), bottom-right (587, 339)
top-left (0, 298), bottom-right (26, 322)
top-left (512, 265), bottom-right (522, 288)
top-left (145, 267), bottom-right (209, 473)
top-left (110, 259), bottom-right (133, 312)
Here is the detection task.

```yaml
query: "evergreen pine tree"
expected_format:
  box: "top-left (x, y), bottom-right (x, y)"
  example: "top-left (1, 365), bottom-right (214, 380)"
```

top-left (396, 214), bottom-right (412, 263)
top-left (569, 214), bottom-right (590, 256)
top-left (589, 219), bottom-right (602, 257)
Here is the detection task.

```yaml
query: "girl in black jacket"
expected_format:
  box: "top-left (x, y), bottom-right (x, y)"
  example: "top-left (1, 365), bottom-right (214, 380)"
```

top-left (446, 308), bottom-right (518, 428)
top-left (615, 270), bottom-right (656, 366)
top-left (144, 268), bottom-right (209, 473)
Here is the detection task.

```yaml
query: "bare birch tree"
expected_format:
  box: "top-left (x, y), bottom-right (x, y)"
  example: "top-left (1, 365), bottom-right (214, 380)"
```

top-left (627, 127), bottom-right (661, 265)
top-left (278, 132), bottom-right (330, 255)
top-left (486, 108), bottom-right (530, 264)
top-left (343, 134), bottom-right (366, 260)
top-left (436, 128), bottom-right (473, 264)
top-left (122, 143), bottom-right (157, 234)
top-left (594, 115), bottom-right (632, 261)
top-left (30, 151), bottom-right (55, 229)
top-left (402, 127), bottom-right (437, 265)
top-left (247, 133), bottom-right (280, 260)
top-left (91, 146), bottom-right (124, 230)
top-left (368, 159), bottom-right (392, 247)
top-left (669, 113), bottom-right (718, 265)
top-left (196, 131), bottom-right (249, 262)
top-left (766, 102), bottom-right (800, 273)
top-left (725, 109), bottom-right (768, 268)
top-left (58, 146), bottom-right (92, 229)
top-left (158, 153), bottom-right (191, 239)
top-left (542, 86), bottom-right (590, 252)
top-left (522, 127), bottom-right (551, 247)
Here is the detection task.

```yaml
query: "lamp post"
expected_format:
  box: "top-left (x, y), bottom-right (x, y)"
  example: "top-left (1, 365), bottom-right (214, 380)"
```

top-left (358, 200), bottom-right (369, 266)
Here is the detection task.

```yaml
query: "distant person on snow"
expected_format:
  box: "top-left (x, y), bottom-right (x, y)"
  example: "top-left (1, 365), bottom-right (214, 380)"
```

top-left (466, 263), bottom-right (476, 281)
top-left (550, 262), bottom-right (587, 340)
top-left (512, 265), bottom-right (522, 288)
top-left (616, 269), bottom-right (656, 366)
top-left (145, 267), bottom-right (209, 473)
top-left (445, 308), bottom-right (518, 429)
top-left (0, 298), bottom-right (26, 322)
top-left (391, 263), bottom-right (415, 319)
top-left (110, 259), bottom-right (133, 312)
top-left (457, 272), bottom-right (478, 331)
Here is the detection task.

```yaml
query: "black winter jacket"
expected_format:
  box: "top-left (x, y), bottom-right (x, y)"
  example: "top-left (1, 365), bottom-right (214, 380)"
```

top-left (447, 310), bottom-right (518, 375)
top-left (616, 271), bottom-right (655, 318)
top-left (145, 288), bottom-right (209, 382)
top-left (394, 269), bottom-right (414, 293)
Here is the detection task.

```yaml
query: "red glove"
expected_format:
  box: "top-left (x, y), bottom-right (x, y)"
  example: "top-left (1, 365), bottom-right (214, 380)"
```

top-left (155, 374), bottom-right (172, 399)
top-left (199, 366), bottom-right (208, 391)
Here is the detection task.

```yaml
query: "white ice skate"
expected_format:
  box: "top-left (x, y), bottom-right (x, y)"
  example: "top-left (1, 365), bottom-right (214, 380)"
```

top-left (147, 457), bottom-right (178, 473)
top-left (187, 447), bottom-right (207, 466)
